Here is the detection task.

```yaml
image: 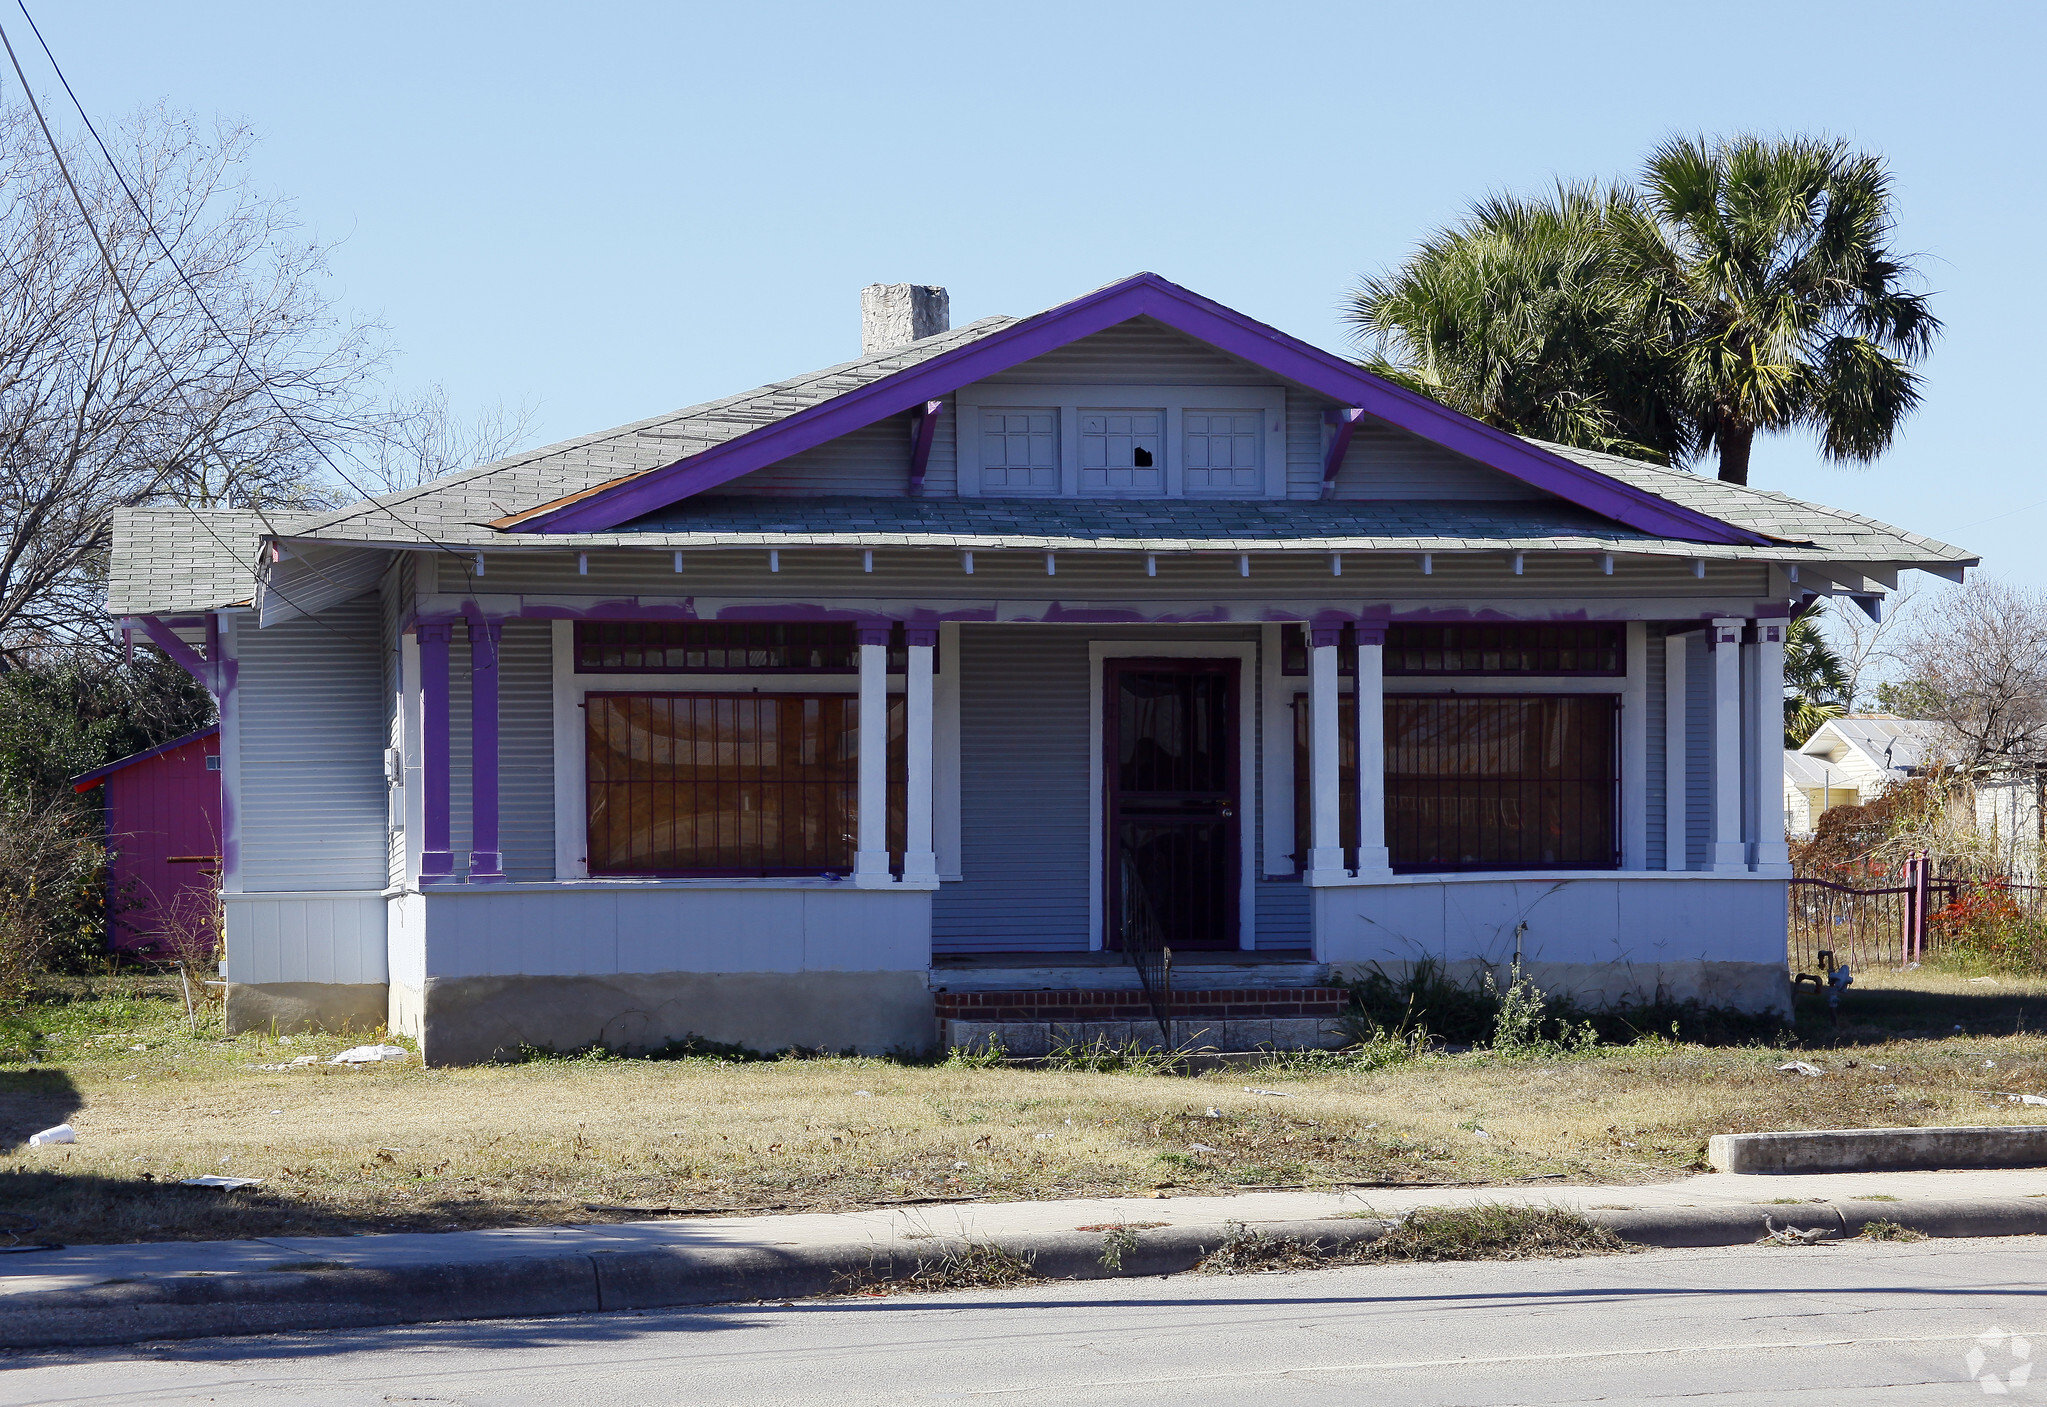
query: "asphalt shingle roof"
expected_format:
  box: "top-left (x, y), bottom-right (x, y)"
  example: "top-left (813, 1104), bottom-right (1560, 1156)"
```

top-left (104, 300), bottom-right (1977, 613)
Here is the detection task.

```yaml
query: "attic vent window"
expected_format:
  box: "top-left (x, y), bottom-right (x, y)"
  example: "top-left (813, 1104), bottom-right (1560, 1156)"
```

top-left (205, 755), bottom-right (222, 772)
top-left (1079, 410), bottom-right (1163, 492)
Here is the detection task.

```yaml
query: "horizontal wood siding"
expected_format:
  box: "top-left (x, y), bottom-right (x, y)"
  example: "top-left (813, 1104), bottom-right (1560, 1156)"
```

top-left (1331, 421), bottom-right (1549, 501)
top-left (1646, 627), bottom-right (1667, 870)
top-left (1255, 880), bottom-right (1311, 950)
top-left (237, 594), bottom-right (388, 891)
top-left (1687, 631), bottom-right (1711, 868)
top-left (498, 618), bottom-right (556, 881)
top-left (932, 625), bottom-right (1093, 952)
top-left (982, 316), bottom-right (1275, 386)
top-left (224, 893), bottom-right (388, 985)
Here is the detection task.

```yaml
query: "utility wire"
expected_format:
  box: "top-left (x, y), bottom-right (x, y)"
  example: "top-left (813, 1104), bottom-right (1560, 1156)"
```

top-left (0, 21), bottom-right (365, 654)
top-left (0, 10), bottom-right (476, 655)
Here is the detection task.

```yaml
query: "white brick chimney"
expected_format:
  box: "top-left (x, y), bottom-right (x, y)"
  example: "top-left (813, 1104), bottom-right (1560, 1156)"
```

top-left (860, 284), bottom-right (949, 355)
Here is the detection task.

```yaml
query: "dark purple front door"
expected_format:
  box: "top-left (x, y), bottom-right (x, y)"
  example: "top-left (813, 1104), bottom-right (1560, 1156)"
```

top-left (1104, 658), bottom-right (1239, 952)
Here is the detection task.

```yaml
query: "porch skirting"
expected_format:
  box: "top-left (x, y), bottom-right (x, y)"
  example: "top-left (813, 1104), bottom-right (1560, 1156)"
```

top-left (402, 970), bottom-right (934, 1065)
top-left (225, 980), bottom-right (390, 1037)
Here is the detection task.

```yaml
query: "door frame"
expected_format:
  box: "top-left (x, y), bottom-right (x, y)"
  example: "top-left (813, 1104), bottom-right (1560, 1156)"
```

top-left (1088, 640), bottom-right (1258, 951)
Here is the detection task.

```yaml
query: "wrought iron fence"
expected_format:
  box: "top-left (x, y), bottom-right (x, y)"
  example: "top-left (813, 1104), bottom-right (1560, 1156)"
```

top-left (1117, 848), bottom-right (1174, 1049)
top-left (1790, 854), bottom-right (2047, 972)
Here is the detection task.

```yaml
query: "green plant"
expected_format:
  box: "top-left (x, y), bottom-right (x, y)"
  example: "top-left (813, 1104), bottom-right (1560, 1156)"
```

top-left (942, 1038), bottom-right (1007, 1070)
top-left (1364, 1204), bottom-right (1630, 1262)
top-left (1858, 1219), bottom-right (1927, 1242)
top-left (1040, 1033), bottom-right (1183, 1074)
top-left (1486, 967), bottom-right (1600, 1059)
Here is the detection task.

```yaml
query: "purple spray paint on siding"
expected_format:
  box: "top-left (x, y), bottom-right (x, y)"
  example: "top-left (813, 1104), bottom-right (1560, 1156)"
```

top-left (417, 623), bottom-right (454, 880)
top-left (468, 620), bottom-right (504, 882)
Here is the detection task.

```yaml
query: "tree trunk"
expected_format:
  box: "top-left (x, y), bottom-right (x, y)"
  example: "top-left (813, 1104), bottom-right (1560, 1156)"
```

top-left (1716, 423), bottom-right (1755, 485)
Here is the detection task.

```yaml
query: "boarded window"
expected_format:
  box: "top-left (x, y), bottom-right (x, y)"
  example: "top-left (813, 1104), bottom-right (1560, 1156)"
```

top-left (1078, 409), bottom-right (1164, 492)
top-left (584, 693), bottom-right (904, 875)
top-left (1182, 410), bottom-right (1262, 492)
top-left (1288, 693), bottom-right (1619, 872)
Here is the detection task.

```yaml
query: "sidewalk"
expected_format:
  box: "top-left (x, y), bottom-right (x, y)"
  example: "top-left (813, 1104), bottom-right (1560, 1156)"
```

top-left (8, 1164), bottom-right (2046, 1298)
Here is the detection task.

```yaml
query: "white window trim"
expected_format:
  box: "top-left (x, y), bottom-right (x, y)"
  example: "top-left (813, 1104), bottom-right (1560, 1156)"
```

top-left (956, 383), bottom-right (1286, 499)
top-left (549, 619), bottom-right (904, 882)
top-left (1088, 640), bottom-right (1259, 952)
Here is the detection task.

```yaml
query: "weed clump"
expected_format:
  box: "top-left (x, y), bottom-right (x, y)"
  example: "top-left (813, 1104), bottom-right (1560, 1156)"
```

top-left (1363, 1204), bottom-right (1629, 1262)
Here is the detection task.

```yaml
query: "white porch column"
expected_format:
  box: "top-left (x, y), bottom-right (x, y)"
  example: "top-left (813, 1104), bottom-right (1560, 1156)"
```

top-left (1752, 618), bottom-right (1792, 874)
top-left (1663, 628), bottom-right (1688, 870)
top-left (901, 626), bottom-right (939, 883)
top-left (853, 623), bottom-right (893, 886)
top-left (1354, 624), bottom-right (1391, 875)
top-left (1709, 617), bottom-right (1747, 872)
top-left (1306, 624), bottom-right (1347, 882)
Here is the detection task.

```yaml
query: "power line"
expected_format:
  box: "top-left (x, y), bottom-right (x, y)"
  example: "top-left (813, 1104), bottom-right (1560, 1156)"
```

top-left (14, 2), bottom-right (484, 582)
top-left (0, 12), bottom-right (444, 656)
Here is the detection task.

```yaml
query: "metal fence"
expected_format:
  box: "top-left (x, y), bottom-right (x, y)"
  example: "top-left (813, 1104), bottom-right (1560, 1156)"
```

top-left (1790, 854), bottom-right (2047, 972)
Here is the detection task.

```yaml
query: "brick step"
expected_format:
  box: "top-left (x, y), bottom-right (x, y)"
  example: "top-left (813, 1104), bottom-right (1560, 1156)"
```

top-left (935, 986), bottom-right (1349, 1022)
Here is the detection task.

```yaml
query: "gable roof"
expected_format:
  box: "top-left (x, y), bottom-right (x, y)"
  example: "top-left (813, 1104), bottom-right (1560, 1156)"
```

top-left (489, 273), bottom-right (1761, 544)
top-left (107, 509), bottom-right (268, 616)
top-left (1801, 716), bottom-right (1948, 774)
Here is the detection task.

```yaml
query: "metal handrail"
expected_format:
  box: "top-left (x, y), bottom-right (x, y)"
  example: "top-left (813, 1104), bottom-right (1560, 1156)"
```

top-left (1118, 847), bottom-right (1174, 1050)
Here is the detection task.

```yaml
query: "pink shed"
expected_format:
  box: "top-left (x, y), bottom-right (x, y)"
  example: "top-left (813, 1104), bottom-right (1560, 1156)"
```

top-left (72, 725), bottom-right (222, 956)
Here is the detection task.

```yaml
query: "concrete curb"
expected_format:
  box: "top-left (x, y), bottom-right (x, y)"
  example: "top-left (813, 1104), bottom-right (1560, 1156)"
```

top-left (6, 1199), bottom-right (2045, 1350)
top-left (1708, 1126), bottom-right (2047, 1174)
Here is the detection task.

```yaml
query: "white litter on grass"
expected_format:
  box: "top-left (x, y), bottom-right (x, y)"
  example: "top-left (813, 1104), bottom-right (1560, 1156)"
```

top-left (1777, 1061), bottom-right (1824, 1077)
top-left (27, 1124), bottom-right (74, 1146)
top-left (1205, 1107), bottom-right (1222, 1118)
top-left (854, 1090), bottom-right (873, 1098)
top-left (1033, 1133), bottom-right (1054, 1140)
top-left (1243, 1088), bottom-right (1293, 1098)
top-left (328, 1045), bottom-right (408, 1066)
top-left (2006, 1093), bottom-right (2047, 1107)
top-left (292, 1054), bottom-right (319, 1066)
top-left (1472, 1129), bottom-right (1494, 1140)
top-left (1985, 1060), bottom-right (1999, 1069)
top-left (180, 1176), bottom-right (262, 1190)
top-left (122, 1074), bottom-right (138, 1081)
top-left (1188, 1143), bottom-right (1224, 1154)
top-left (128, 1044), bottom-right (145, 1051)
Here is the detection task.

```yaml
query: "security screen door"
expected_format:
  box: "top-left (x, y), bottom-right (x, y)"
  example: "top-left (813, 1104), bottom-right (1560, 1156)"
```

top-left (1104, 658), bottom-right (1240, 951)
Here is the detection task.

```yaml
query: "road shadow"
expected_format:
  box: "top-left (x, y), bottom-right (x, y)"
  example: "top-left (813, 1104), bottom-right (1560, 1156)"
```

top-left (0, 1068), bottom-right (78, 1154)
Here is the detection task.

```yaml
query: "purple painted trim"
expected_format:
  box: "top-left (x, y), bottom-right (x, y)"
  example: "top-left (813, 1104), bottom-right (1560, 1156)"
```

top-left (132, 614), bottom-right (214, 692)
top-left (1356, 625), bottom-right (1387, 648)
top-left (1321, 408), bottom-right (1362, 497)
top-left (418, 623), bottom-right (455, 881)
top-left (904, 626), bottom-right (939, 649)
top-left (506, 273), bottom-right (1763, 547)
top-left (1310, 625), bottom-right (1345, 649)
top-left (908, 399), bottom-right (942, 494)
top-left (855, 623), bottom-right (895, 647)
top-left (468, 621), bottom-right (504, 883)
top-left (71, 725), bottom-right (221, 792)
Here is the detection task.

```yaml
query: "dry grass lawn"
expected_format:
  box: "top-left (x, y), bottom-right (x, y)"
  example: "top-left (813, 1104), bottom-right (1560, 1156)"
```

top-left (6, 966), bottom-right (2047, 1246)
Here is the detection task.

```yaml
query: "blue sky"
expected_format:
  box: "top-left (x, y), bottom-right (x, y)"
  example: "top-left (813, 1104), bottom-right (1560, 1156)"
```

top-left (24, 0), bottom-right (2046, 585)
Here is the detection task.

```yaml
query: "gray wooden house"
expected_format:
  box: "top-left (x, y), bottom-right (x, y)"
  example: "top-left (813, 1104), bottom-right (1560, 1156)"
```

top-left (110, 274), bottom-right (1974, 1062)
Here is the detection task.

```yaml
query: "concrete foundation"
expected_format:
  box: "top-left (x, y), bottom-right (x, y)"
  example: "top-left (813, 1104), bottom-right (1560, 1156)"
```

top-left (1325, 958), bottom-right (1793, 1020)
top-left (412, 970), bottom-right (937, 1065)
top-left (225, 981), bottom-right (391, 1037)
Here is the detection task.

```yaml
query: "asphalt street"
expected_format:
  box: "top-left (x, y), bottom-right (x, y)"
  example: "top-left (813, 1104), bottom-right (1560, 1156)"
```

top-left (5, 1237), bottom-right (2045, 1405)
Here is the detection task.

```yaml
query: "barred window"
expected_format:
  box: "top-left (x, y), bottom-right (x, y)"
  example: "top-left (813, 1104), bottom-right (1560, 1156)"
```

top-left (574, 622), bottom-right (926, 674)
top-left (1385, 695), bottom-right (1618, 870)
top-left (584, 693), bottom-right (904, 876)
top-left (1288, 693), bottom-right (1619, 872)
top-left (1386, 624), bottom-right (1623, 676)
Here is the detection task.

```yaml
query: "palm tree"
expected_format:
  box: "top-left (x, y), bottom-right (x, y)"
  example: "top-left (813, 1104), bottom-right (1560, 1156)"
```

top-left (1785, 605), bottom-right (1851, 747)
top-left (1348, 136), bottom-right (1940, 486)
top-left (1613, 135), bottom-right (1941, 485)
top-left (1346, 183), bottom-right (1690, 463)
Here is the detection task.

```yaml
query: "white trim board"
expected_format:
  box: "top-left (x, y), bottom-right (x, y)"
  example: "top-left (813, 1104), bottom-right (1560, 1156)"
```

top-left (1088, 639), bottom-right (1260, 952)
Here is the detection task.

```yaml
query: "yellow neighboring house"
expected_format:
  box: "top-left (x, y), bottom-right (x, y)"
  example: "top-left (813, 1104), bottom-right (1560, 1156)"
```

top-left (1783, 715), bottom-right (1945, 836)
